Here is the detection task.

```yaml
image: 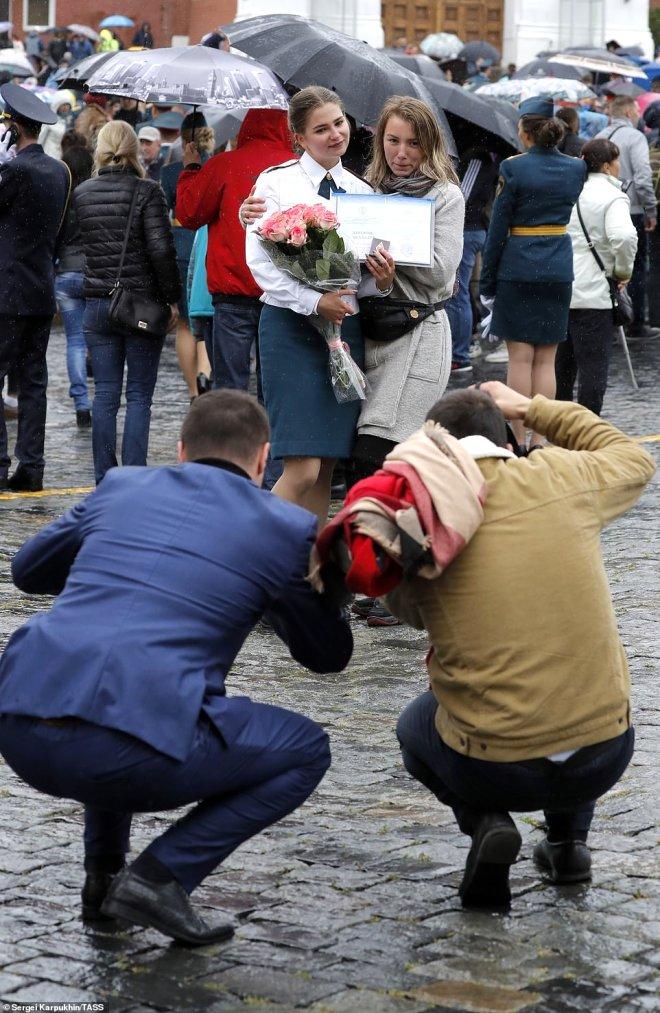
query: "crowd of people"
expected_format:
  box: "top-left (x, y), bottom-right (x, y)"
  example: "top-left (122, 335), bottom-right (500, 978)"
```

top-left (0, 33), bottom-right (656, 949)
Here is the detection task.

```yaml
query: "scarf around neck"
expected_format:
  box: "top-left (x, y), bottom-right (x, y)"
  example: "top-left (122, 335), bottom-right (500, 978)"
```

top-left (379, 171), bottom-right (436, 197)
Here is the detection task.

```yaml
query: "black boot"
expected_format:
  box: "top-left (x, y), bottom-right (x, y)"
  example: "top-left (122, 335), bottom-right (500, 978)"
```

top-left (76, 409), bottom-right (92, 429)
top-left (82, 872), bottom-right (121, 921)
top-left (459, 812), bottom-right (522, 909)
top-left (533, 838), bottom-right (592, 883)
top-left (8, 466), bottom-right (43, 492)
top-left (101, 866), bottom-right (235, 946)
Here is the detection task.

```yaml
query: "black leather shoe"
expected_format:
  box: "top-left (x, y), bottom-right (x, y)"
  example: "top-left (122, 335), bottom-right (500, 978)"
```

top-left (101, 867), bottom-right (235, 946)
top-left (533, 838), bottom-right (592, 883)
top-left (82, 872), bottom-right (120, 921)
top-left (459, 812), bottom-right (522, 909)
top-left (367, 602), bottom-right (401, 627)
top-left (76, 410), bottom-right (92, 429)
top-left (7, 466), bottom-right (43, 492)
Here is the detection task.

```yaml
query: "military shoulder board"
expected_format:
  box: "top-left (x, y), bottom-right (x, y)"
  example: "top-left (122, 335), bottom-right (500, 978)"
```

top-left (264, 159), bottom-right (300, 173)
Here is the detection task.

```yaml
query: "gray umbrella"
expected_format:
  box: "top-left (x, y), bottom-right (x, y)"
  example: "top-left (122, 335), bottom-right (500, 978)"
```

top-left (223, 14), bottom-right (456, 155)
top-left (514, 59), bottom-right (583, 81)
top-left (459, 41), bottom-right (501, 65)
top-left (602, 79), bottom-right (646, 98)
top-left (85, 45), bottom-right (288, 110)
top-left (383, 51), bottom-right (446, 81)
top-left (55, 51), bottom-right (116, 89)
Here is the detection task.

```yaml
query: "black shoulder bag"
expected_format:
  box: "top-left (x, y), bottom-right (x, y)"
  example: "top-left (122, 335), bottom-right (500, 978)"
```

top-left (359, 296), bottom-right (449, 343)
top-left (109, 180), bottom-right (172, 339)
top-left (575, 200), bottom-right (634, 327)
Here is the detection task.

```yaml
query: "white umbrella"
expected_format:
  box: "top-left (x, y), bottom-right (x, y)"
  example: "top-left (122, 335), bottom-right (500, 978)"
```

top-left (548, 54), bottom-right (648, 81)
top-left (0, 48), bottom-right (34, 77)
top-left (86, 45), bottom-right (288, 110)
top-left (476, 77), bottom-right (594, 104)
top-left (420, 33), bottom-right (463, 60)
top-left (67, 24), bottom-right (100, 42)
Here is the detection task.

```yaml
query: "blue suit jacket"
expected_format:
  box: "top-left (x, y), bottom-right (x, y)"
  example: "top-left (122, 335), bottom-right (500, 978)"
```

top-left (480, 146), bottom-right (586, 296)
top-left (0, 144), bottom-right (70, 316)
top-left (0, 462), bottom-right (353, 760)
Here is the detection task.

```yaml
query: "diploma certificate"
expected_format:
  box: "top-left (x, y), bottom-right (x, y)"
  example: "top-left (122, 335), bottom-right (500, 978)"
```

top-left (333, 193), bottom-right (435, 268)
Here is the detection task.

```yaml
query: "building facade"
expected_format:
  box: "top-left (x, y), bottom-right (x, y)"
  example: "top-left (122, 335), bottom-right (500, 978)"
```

top-left (4, 0), bottom-right (654, 64)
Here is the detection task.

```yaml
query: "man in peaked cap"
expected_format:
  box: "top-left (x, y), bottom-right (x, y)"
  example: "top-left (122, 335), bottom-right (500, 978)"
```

top-left (0, 83), bottom-right (71, 491)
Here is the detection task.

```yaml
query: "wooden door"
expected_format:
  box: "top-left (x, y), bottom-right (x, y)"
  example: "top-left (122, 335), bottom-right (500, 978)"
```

top-left (382, 0), bottom-right (503, 53)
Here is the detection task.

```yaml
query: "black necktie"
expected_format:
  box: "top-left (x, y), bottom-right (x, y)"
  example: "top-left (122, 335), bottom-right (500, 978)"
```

top-left (318, 172), bottom-right (346, 199)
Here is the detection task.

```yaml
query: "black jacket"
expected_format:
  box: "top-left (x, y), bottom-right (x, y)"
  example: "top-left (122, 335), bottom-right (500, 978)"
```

top-left (0, 143), bottom-right (70, 316)
top-left (56, 203), bottom-right (85, 274)
top-left (73, 166), bottom-right (181, 304)
top-left (558, 131), bottom-right (585, 157)
top-left (458, 153), bottom-right (498, 231)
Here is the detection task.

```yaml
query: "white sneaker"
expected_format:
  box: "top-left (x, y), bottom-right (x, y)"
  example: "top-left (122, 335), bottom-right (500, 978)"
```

top-left (484, 344), bottom-right (509, 363)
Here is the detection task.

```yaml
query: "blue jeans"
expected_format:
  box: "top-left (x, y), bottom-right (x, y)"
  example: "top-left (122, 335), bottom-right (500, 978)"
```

top-left (210, 296), bottom-right (262, 390)
top-left (445, 230), bottom-right (487, 365)
top-left (55, 271), bottom-right (91, 411)
top-left (83, 298), bottom-right (163, 485)
top-left (0, 706), bottom-right (330, 894)
top-left (397, 691), bottom-right (634, 841)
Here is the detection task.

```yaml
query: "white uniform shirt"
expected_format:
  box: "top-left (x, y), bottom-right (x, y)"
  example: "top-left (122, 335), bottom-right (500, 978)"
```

top-left (245, 151), bottom-right (373, 317)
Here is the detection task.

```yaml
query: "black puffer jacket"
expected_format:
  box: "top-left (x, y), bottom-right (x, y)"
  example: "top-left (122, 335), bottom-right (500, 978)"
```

top-left (73, 166), bottom-right (181, 304)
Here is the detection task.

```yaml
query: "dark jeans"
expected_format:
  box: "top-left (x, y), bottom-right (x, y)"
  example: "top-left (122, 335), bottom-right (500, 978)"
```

top-left (0, 707), bottom-right (330, 894)
top-left (210, 296), bottom-right (262, 390)
top-left (55, 272), bottom-right (91, 411)
top-left (396, 691), bottom-right (634, 841)
top-left (445, 229), bottom-right (487, 365)
top-left (629, 213), bottom-right (649, 327)
top-left (555, 307), bottom-right (614, 415)
top-left (0, 314), bottom-right (52, 477)
top-left (84, 298), bottom-right (163, 485)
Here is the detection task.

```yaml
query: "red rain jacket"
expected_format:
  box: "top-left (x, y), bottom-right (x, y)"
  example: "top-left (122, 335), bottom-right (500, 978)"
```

top-left (175, 109), bottom-right (294, 297)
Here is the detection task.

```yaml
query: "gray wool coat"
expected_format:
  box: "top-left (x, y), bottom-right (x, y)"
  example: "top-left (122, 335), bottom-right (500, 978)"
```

top-left (358, 181), bottom-right (465, 445)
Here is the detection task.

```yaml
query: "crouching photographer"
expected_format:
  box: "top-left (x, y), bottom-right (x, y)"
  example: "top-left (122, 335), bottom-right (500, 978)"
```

top-left (389, 382), bottom-right (655, 909)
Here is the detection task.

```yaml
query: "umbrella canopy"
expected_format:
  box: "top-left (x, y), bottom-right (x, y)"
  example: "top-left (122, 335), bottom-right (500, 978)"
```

top-left (420, 33), bottom-right (462, 60)
top-left (67, 24), bottom-right (99, 42)
top-left (644, 64), bottom-right (660, 82)
top-left (86, 46), bottom-right (289, 110)
top-left (459, 41), bottom-right (501, 64)
top-left (476, 77), bottom-right (594, 104)
top-left (423, 78), bottom-right (520, 153)
top-left (602, 79), bottom-right (646, 98)
top-left (223, 14), bottom-right (456, 154)
top-left (549, 53), bottom-right (647, 80)
top-left (514, 59), bottom-right (583, 81)
top-left (99, 15), bottom-right (134, 29)
top-left (0, 22), bottom-right (12, 33)
top-left (55, 50), bottom-right (115, 89)
top-left (0, 49), bottom-right (34, 78)
top-left (384, 51), bottom-right (445, 81)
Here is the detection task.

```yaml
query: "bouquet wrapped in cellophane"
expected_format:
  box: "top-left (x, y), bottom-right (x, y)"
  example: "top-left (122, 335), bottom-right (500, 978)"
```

top-left (257, 204), bottom-right (366, 403)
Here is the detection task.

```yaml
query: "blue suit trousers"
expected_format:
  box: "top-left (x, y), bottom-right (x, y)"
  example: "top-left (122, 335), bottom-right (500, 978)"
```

top-left (0, 705), bottom-right (330, 893)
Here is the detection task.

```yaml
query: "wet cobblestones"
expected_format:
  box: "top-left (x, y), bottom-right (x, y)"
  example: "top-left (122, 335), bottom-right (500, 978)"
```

top-left (0, 328), bottom-right (658, 1011)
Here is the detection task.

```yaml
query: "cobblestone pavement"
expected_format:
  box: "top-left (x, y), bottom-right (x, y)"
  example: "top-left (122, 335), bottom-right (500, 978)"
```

top-left (0, 328), bottom-right (658, 1012)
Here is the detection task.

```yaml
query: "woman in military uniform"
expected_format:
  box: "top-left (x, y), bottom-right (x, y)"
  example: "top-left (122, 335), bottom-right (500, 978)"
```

top-left (480, 97), bottom-right (586, 447)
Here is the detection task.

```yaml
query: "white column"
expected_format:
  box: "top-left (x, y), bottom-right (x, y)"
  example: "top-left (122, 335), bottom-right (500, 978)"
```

top-left (235, 0), bottom-right (313, 21)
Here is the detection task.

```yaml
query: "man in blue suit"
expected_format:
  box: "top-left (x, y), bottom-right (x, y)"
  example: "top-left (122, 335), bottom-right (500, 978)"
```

top-left (0, 390), bottom-right (353, 946)
top-left (0, 83), bottom-right (71, 491)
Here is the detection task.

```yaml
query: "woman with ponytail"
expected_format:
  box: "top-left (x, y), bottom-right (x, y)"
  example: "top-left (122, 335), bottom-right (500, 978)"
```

top-left (480, 98), bottom-right (586, 448)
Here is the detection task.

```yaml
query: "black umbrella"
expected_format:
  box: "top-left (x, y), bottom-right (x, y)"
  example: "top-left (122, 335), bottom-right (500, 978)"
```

top-left (459, 41), bottom-right (501, 65)
top-left (514, 59), bottom-right (583, 81)
top-left (55, 51), bottom-right (116, 89)
top-left (383, 51), bottom-right (446, 81)
top-left (423, 78), bottom-right (520, 155)
top-left (222, 14), bottom-right (456, 155)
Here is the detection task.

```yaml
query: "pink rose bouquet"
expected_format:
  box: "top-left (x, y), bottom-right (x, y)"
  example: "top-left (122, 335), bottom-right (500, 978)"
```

top-left (256, 204), bottom-right (366, 404)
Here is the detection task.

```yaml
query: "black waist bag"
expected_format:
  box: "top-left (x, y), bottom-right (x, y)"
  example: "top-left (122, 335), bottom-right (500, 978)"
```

top-left (359, 296), bottom-right (449, 343)
top-left (109, 180), bottom-right (171, 339)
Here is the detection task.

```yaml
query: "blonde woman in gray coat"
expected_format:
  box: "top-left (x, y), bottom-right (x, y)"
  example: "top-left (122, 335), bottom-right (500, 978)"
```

top-left (351, 97), bottom-right (465, 486)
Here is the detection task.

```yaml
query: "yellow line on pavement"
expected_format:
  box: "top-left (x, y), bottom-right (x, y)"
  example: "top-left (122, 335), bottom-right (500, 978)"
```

top-left (0, 486), bottom-right (93, 502)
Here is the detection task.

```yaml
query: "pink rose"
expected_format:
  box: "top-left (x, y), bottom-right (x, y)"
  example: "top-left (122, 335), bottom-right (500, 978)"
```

top-left (259, 211), bottom-right (288, 243)
top-left (289, 224), bottom-right (308, 247)
top-left (317, 208), bottom-right (338, 231)
top-left (302, 204), bottom-right (326, 226)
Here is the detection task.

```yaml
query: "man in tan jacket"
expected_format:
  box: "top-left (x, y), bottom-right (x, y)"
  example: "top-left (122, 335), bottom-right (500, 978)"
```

top-left (389, 381), bottom-right (655, 910)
